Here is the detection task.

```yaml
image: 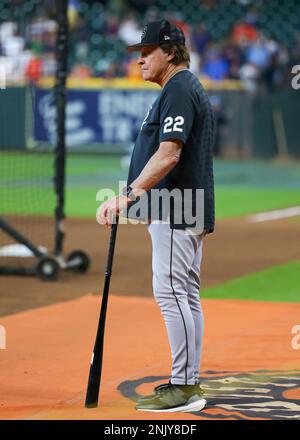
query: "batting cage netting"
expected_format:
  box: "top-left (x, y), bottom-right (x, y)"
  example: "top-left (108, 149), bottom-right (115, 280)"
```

top-left (0, 0), bottom-right (89, 280)
top-left (1, 0), bottom-right (298, 280)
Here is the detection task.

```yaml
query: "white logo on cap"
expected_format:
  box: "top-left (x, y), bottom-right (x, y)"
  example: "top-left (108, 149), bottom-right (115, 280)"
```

top-left (164, 35), bottom-right (171, 40)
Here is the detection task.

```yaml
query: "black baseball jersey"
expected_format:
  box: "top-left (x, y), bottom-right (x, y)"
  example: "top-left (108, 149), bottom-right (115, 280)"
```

top-left (127, 69), bottom-right (215, 232)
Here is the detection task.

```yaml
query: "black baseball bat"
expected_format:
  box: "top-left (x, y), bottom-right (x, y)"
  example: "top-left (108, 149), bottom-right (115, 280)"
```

top-left (85, 217), bottom-right (119, 408)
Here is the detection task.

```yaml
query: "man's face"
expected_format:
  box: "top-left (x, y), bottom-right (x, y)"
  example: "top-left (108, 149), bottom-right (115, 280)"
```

top-left (137, 46), bottom-right (170, 83)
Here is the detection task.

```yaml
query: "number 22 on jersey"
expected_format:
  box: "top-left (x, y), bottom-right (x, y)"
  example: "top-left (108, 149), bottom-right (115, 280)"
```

top-left (163, 116), bottom-right (184, 133)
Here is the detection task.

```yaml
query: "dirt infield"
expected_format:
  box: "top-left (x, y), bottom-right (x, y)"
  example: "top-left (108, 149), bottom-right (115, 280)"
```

top-left (0, 294), bottom-right (299, 420)
top-left (0, 216), bottom-right (300, 317)
top-left (0, 215), bottom-right (300, 420)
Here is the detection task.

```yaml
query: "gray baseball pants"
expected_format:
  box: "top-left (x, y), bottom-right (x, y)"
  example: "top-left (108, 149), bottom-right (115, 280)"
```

top-left (147, 223), bottom-right (204, 385)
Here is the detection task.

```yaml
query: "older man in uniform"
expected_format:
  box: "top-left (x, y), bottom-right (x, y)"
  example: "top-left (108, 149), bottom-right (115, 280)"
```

top-left (98, 19), bottom-right (215, 413)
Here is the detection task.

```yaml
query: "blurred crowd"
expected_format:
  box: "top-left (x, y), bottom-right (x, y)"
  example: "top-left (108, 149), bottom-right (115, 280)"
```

top-left (0, 0), bottom-right (299, 93)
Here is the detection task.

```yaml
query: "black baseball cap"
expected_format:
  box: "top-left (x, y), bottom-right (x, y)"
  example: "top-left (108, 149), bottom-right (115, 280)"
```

top-left (127, 19), bottom-right (186, 51)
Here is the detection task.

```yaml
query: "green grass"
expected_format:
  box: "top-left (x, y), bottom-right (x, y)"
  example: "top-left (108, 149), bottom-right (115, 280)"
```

top-left (216, 187), bottom-right (300, 219)
top-left (2, 184), bottom-right (299, 219)
top-left (65, 186), bottom-right (119, 217)
top-left (64, 156), bottom-right (300, 218)
top-left (66, 155), bottom-right (122, 175)
top-left (65, 186), bottom-right (300, 219)
top-left (0, 154), bottom-right (125, 217)
top-left (66, 186), bottom-right (300, 218)
top-left (201, 261), bottom-right (300, 303)
top-left (0, 153), bottom-right (54, 178)
top-left (1, 153), bottom-right (300, 218)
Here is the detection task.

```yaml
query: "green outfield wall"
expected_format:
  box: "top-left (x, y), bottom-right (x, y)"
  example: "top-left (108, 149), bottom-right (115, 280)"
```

top-left (0, 87), bottom-right (27, 150)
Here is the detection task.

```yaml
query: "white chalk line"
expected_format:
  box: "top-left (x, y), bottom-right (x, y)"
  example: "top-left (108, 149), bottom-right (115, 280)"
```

top-left (248, 206), bottom-right (300, 223)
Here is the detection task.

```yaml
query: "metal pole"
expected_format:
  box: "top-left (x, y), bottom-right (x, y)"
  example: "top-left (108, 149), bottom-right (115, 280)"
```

top-left (54, 0), bottom-right (68, 256)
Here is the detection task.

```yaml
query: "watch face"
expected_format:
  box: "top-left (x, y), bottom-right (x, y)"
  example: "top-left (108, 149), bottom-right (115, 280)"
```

top-left (128, 187), bottom-right (136, 201)
top-left (122, 186), bottom-right (135, 200)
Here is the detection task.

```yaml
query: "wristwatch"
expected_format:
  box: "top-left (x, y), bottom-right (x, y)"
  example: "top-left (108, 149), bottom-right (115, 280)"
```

top-left (122, 185), bottom-right (136, 201)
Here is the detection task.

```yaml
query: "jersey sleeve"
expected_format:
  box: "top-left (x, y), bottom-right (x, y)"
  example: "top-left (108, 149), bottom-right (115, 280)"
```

top-left (159, 82), bottom-right (194, 144)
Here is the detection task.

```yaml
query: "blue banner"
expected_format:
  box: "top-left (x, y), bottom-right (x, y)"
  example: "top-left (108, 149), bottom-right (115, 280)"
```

top-left (34, 88), bottom-right (159, 148)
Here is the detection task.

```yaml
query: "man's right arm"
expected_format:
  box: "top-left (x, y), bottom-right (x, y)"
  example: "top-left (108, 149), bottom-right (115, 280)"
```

top-left (129, 139), bottom-right (183, 197)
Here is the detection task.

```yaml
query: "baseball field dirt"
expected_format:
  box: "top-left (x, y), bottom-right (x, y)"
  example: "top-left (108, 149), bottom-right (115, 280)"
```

top-left (0, 294), bottom-right (299, 420)
top-left (0, 215), bottom-right (300, 419)
top-left (0, 216), bottom-right (300, 316)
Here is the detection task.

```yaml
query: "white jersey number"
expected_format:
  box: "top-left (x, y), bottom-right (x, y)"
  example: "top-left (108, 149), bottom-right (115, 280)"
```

top-left (163, 116), bottom-right (184, 133)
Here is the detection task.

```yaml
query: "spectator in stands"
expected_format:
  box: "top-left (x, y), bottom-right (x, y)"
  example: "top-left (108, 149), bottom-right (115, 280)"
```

top-left (191, 24), bottom-right (211, 55)
top-left (189, 45), bottom-right (202, 77)
top-left (1, 23), bottom-right (24, 58)
top-left (70, 62), bottom-right (91, 78)
top-left (25, 52), bottom-right (43, 83)
top-left (118, 13), bottom-right (141, 46)
top-left (262, 43), bottom-right (290, 92)
top-left (0, 0), bottom-right (297, 94)
top-left (231, 20), bottom-right (258, 47)
top-left (202, 46), bottom-right (229, 80)
top-left (42, 52), bottom-right (56, 77)
top-left (27, 16), bottom-right (56, 49)
top-left (246, 34), bottom-right (271, 70)
top-left (223, 44), bottom-right (244, 80)
top-left (126, 55), bottom-right (142, 79)
top-left (239, 62), bottom-right (260, 93)
top-left (0, 21), bottom-right (31, 83)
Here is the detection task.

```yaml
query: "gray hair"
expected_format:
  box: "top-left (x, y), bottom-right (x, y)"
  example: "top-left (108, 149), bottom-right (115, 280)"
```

top-left (160, 44), bottom-right (190, 68)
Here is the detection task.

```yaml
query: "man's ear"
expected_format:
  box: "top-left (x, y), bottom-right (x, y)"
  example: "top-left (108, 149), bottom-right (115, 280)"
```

top-left (166, 49), bottom-right (175, 62)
